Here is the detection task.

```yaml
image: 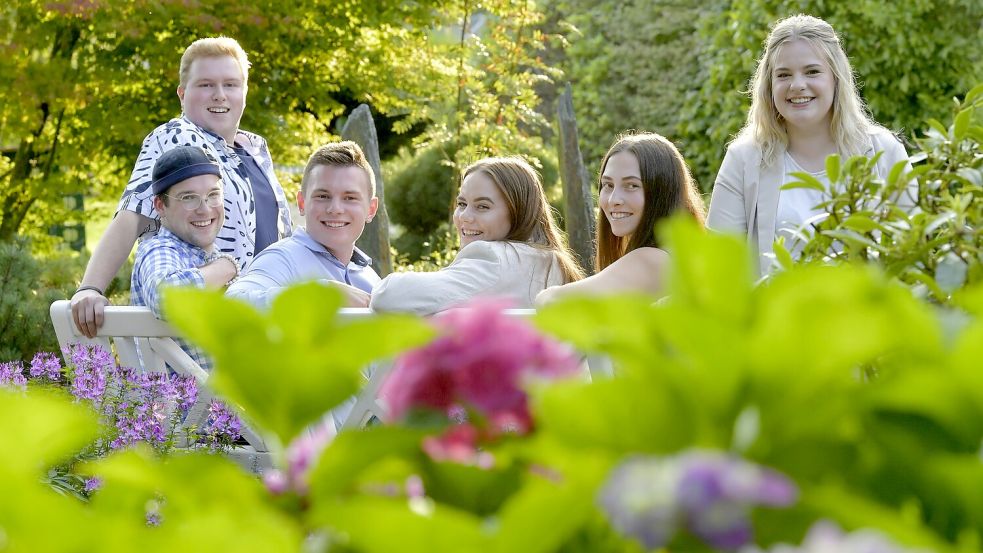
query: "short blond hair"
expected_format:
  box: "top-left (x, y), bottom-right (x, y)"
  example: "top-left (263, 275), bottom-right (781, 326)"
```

top-left (179, 37), bottom-right (250, 88)
top-left (302, 141), bottom-right (377, 197)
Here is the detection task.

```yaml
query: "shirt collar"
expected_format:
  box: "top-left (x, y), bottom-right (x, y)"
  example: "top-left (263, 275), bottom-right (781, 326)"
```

top-left (179, 115), bottom-right (258, 151)
top-left (157, 226), bottom-right (210, 258)
top-left (294, 227), bottom-right (372, 268)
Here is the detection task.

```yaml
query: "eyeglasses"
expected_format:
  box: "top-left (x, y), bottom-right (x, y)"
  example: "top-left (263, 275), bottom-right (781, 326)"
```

top-left (165, 191), bottom-right (224, 211)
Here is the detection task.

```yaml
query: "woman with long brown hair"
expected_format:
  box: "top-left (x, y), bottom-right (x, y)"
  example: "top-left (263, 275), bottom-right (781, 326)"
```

top-left (371, 156), bottom-right (584, 315)
top-left (536, 132), bottom-right (705, 304)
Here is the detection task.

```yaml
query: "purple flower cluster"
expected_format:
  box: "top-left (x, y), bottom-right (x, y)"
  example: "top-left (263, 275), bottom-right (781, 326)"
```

top-left (0, 361), bottom-right (28, 389)
top-left (110, 401), bottom-right (169, 449)
top-left (754, 520), bottom-right (924, 553)
top-left (198, 400), bottom-right (242, 450)
top-left (56, 345), bottom-right (199, 453)
top-left (599, 450), bottom-right (797, 551)
top-left (83, 477), bottom-right (103, 494)
top-left (64, 344), bottom-right (112, 403)
top-left (29, 352), bottom-right (62, 381)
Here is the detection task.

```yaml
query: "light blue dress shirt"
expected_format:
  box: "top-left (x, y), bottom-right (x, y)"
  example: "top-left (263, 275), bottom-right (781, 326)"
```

top-left (226, 227), bottom-right (381, 307)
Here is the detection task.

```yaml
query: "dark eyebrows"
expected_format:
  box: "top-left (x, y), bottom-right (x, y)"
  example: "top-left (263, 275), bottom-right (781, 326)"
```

top-left (774, 63), bottom-right (823, 73)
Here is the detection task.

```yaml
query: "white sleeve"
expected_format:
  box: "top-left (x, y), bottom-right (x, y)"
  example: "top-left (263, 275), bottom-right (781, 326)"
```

top-left (370, 241), bottom-right (502, 316)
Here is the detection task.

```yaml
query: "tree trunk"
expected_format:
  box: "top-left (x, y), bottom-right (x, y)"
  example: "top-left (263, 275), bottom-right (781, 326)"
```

top-left (556, 83), bottom-right (596, 274)
top-left (341, 104), bottom-right (394, 277)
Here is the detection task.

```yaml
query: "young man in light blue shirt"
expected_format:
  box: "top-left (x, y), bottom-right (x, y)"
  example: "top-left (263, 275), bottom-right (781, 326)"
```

top-left (227, 141), bottom-right (380, 307)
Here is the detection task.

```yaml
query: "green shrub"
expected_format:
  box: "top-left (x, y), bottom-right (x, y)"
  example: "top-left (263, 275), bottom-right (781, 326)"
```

top-left (783, 85), bottom-right (983, 303)
top-left (0, 239), bottom-right (131, 362)
top-left (553, 0), bottom-right (720, 183)
top-left (0, 240), bottom-right (80, 361)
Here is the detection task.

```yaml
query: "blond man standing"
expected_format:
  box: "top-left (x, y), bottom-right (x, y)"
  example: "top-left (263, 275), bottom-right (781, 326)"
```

top-left (71, 37), bottom-right (292, 337)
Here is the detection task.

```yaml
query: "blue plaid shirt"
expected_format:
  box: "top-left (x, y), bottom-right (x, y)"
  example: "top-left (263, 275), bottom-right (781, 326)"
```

top-left (131, 227), bottom-right (213, 371)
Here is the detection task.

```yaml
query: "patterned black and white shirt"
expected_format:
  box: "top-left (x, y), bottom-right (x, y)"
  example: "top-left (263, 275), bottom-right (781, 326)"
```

top-left (117, 116), bottom-right (293, 269)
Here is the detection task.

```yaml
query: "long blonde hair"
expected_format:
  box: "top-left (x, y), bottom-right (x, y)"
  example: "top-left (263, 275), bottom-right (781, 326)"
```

top-left (595, 132), bottom-right (706, 271)
top-left (462, 157), bottom-right (585, 283)
top-left (740, 14), bottom-right (877, 163)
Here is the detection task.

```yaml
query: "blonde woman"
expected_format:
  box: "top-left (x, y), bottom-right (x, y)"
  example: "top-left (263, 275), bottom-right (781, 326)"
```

top-left (706, 14), bottom-right (910, 276)
top-left (371, 157), bottom-right (584, 316)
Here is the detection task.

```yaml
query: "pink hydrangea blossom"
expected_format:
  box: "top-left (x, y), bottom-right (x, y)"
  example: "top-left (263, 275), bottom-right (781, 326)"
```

top-left (264, 420), bottom-right (337, 496)
top-left (383, 299), bottom-right (579, 422)
top-left (381, 298), bottom-right (581, 464)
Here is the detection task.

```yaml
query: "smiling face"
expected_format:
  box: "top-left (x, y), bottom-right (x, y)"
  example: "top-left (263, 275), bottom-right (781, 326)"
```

top-left (599, 151), bottom-right (646, 238)
top-left (453, 171), bottom-right (513, 247)
top-left (297, 164), bottom-right (378, 264)
top-left (771, 39), bottom-right (835, 135)
top-left (155, 174), bottom-right (224, 250)
top-left (177, 55), bottom-right (246, 144)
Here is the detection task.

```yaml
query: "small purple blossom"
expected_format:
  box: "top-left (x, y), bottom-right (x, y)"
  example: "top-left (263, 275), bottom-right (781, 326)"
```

top-left (29, 352), bottom-right (62, 381)
top-left (199, 400), bottom-right (242, 449)
top-left (0, 361), bottom-right (27, 389)
top-left (599, 451), bottom-right (797, 551)
top-left (264, 421), bottom-right (336, 495)
top-left (84, 477), bottom-right (103, 493)
top-left (174, 376), bottom-right (198, 410)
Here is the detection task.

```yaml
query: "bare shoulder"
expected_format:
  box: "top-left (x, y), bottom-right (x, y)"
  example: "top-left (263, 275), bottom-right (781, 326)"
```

top-left (613, 247), bottom-right (670, 272)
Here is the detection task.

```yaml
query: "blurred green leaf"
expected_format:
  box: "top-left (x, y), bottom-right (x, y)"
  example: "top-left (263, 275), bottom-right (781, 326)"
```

top-left (87, 448), bottom-right (302, 552)
top-left (804, 484), bottom-right (957, 552)
top-left (782, 172), bottom-right (826, 192)
top-left (163, 283), bottom-right (435, 444)
top-left (826, 154), bottom-right (841, 183)
top-left (953, 108), bottom-right (971, 140)
top-left (315, 496), bottom-right (487, 553)
top-left (309, 426), bottom-right (429, 498)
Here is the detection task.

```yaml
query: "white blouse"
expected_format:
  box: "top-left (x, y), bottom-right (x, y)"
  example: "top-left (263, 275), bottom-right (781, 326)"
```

top-left (370, 240), bottom-right (565, 316)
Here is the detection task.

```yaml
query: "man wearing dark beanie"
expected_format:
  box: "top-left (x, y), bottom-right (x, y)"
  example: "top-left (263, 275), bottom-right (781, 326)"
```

top-left (130, 146), bottom-right (239, 370)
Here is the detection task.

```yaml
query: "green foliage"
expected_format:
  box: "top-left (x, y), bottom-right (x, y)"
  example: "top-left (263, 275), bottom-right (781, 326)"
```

top-left (0, 239), bottom-right (83, 361)
top-left (535, 217), bottom-right (983, 549)
top-left (0, 0), bottom-right (453, 242)
top-left (4, 207), bottom-right (983, 550)
top-left (788, 87), bottom-right (983, 303)
top-left (551, 0), bottom-right (722, 180)
top-left (383, 0), bottom-right (565, 260)
top-left (161, 282), bottom-right (434, 446)
top-left (677, 0), bottom-right (983, 190)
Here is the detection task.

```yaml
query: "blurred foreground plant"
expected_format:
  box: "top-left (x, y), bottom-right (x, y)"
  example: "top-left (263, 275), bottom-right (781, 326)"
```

top-left (780, 85), bottom-right (983, 302)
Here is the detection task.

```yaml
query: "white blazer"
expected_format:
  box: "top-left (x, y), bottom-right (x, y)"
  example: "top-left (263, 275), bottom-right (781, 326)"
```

top-left (370, 240), bottom-right (565, 316)
top-left (706, 127), bottom-right (910, 276)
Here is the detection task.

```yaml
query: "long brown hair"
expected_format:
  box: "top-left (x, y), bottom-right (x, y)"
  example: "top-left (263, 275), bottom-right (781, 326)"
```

top-left (462, 157), bottom-right (585, 283)
top-left (595, 132), bottom-right (706, 271)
